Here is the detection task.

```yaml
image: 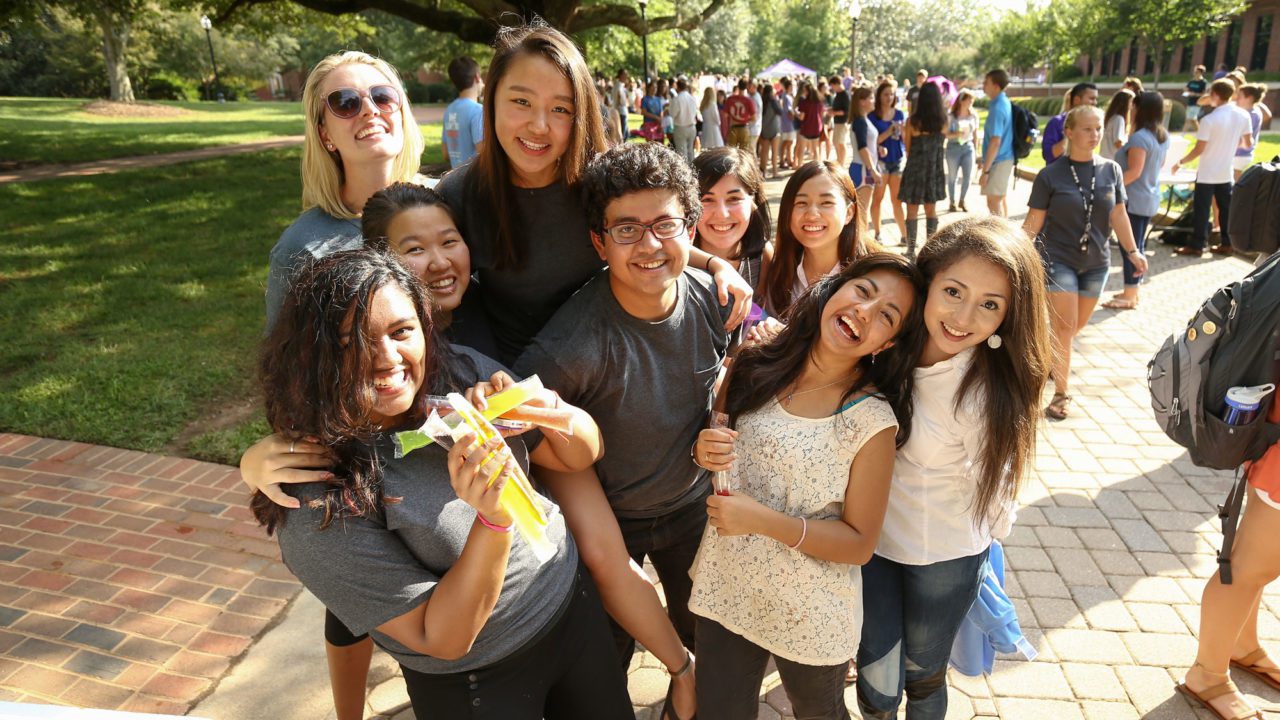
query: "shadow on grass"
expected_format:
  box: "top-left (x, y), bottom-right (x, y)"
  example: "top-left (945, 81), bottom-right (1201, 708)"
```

top-left (0, 147), bottom-right (302, 460)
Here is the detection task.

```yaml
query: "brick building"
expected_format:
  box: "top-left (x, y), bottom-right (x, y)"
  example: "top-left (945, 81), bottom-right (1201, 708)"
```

top-left (1081, 0), bottom-right (1279, 78)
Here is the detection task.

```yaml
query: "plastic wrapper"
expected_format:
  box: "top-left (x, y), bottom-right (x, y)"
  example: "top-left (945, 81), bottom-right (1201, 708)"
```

top-left (410, 393), bottom-right (559, 564)
top-left (394, 375), bottom-right (567, 456)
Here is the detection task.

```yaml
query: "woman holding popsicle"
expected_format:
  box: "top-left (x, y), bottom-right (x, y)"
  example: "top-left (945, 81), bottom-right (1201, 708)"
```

top-left (688, 253), bottom-right (927, 719)
top-left (252, 247), bottom-right (631, 718)
top-left (857, 217), bottom-right (1052, 720)
top-left (435, 22), bottom-right (754, 367)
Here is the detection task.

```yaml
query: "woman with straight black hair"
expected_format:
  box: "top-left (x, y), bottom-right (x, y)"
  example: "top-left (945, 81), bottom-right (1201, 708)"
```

top-left (899, 81), bottom-right (948, 260)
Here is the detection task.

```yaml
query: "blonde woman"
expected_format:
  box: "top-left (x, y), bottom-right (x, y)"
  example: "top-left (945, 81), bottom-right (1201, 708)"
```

top-left (701, 86), bottom-right (724, 150)
top-left (265, 51), bottom-right (424, 331)
top-left (260, 50), bottom-right (423, 720)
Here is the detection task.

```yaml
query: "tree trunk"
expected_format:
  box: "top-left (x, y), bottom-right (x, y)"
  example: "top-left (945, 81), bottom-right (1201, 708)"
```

top-left (1151, 41), bottom-right (1163, 90)
top-left (96, 6), bottom-right (135, 103)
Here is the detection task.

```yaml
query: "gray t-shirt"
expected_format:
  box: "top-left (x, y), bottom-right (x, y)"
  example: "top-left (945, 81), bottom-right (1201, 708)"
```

top-left (1117, 128), bottom-right (1170, 219)
top-left (274, 348), bottom-right (576, 674)
top-left (265, 208), bottom-right (362, 330)
top-left (514, 269), bottom-right (730, 518)
top-left (1029, 157), bottom-right (1127, 272)
top-left (437, 169), bottom-right (604, 365)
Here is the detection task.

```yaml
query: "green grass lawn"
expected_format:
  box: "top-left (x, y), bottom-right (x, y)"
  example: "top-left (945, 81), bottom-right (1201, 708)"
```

top-left (0, 127), bottom-right (447, 465)
top-left (0, 97), bottom-right (447, 168)
top-left (0, 98), bottom-right (306, 165)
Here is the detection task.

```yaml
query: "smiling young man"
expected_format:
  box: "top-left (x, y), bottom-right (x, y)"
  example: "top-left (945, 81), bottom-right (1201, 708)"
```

top-left (514, 142), bottom-right (731, 664)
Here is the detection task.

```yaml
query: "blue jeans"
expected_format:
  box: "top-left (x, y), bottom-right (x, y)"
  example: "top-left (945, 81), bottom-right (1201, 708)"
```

top-left (1191, 181), bottom-right (1232, 251)
top-left (945, 143), bottom-right (974, 205)
top-left (1124, 213), bottom-right (1151, 287)
top-left (856, 549), bottom-right (989, 720)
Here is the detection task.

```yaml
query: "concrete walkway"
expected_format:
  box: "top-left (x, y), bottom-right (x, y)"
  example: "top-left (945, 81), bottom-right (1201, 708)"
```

top-left (1, 163), bottom-right (1277, 719)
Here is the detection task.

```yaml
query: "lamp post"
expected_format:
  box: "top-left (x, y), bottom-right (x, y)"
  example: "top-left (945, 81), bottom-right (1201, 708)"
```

top-left (848, 0), bottom-right (862, 77)
top-left (638, 0), bottom-right (650, 86)
top-left (200, 15), bottom-right (223, 102)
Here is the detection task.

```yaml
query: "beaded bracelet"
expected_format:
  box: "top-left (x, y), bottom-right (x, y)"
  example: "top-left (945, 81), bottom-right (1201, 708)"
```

top-left (477, 513), bottom-right (513, 533)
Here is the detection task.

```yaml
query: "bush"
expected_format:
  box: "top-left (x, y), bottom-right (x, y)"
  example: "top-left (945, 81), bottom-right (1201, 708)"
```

top-left (143, 73), bottom-right (197, 101)
top-left (1052, 64), bottom-right (1084, 82)
top-left (405, 80), bottom-right (456, 104)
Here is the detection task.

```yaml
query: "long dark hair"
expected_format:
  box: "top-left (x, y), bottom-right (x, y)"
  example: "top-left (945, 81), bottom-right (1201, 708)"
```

top-left (693, 148), bottom-right (771, 262)
top-left (874, 79), bottom-right (897, 118)
top-left (759, 161), bottom-right (875, 316)
top-left (1103, 89), bottom-right (1134, 134)
top-left (725, 253), bottom-right (927, 446)
top-left (465, 22), bottom-right (608, 270)
top-left (253, 248), bottom-right (472, 535)
top-left (916, 217), bottom-right (1052, 528)
top-left (1132, 91), bottom-right (1169, 143)
top-left (361, 182), bottom-right (458, 244)
top-left (909, 81), bottom-right (947, 135)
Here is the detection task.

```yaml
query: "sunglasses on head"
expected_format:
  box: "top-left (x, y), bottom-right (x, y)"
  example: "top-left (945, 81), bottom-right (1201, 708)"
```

top-left (325, 85), bottom-right (401, 119)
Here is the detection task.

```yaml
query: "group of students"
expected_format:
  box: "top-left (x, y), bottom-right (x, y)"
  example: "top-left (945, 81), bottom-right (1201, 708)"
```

top-left (244, 24), bottom-right (1065, 720)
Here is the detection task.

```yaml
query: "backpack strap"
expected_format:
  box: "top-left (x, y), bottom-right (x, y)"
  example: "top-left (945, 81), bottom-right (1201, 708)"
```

top-left (1216, 468), bottom-right (1249, 585)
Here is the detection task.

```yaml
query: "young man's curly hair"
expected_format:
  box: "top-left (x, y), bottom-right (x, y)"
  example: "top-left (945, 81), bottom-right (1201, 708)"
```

top-left (582, 142), bottom-right (702, 234)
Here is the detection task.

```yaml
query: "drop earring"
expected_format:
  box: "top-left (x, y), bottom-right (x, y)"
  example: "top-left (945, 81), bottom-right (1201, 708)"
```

top-left (987, 333), bottom-right (1003, 350)
top-left (870, 352), bottom-right (878, 365)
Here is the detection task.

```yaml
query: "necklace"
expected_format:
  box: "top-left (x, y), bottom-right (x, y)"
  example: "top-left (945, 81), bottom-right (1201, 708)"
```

top-left (783, 371), bottom-right (858, 407)
top-left (1067, 159), bottom-right (1097, 254)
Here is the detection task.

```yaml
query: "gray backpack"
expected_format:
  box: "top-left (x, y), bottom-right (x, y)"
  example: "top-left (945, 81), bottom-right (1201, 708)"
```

top-left (1148, 250), bottom-right (1280, 582)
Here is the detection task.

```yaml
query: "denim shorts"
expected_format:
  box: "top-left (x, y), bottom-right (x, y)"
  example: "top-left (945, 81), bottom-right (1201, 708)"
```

top-left (879, 160), bottom-right (903, 175)
top-left (1046, 260), bottom-right (1109, 298)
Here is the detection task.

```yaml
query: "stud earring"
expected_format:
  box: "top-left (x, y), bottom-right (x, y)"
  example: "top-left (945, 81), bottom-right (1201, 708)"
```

top-left (326, 144), bottom-right (336, 151)
top-left (987, 333), bottom-right (1003, 350)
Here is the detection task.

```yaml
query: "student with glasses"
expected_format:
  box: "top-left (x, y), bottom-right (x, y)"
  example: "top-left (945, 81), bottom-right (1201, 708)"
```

top-left (265, 51), bottom-right (424, 333)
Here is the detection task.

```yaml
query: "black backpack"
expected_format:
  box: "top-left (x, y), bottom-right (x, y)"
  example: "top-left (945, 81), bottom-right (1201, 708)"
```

top-left (1227, 157), bottom-right (1280, 255)
top-left (1148, 250), bottom-right (1280, 582)
top-left (1010, 103), bottom-right (1039, 161)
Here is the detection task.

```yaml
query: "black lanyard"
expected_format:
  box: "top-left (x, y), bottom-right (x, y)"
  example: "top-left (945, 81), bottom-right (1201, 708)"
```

top-left (1068, 161), bottom-right (1097, 254)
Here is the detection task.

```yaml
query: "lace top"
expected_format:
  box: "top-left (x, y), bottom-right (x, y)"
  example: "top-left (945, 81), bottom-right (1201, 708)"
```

top-left (688, 395), bottom-right (898, 665)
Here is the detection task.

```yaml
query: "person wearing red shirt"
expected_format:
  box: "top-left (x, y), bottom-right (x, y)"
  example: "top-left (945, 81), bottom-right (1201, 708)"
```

top-left (724, 79), bottom-right (757, 154)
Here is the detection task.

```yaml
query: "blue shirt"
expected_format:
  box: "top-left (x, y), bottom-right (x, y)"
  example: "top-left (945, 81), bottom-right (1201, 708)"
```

top-left (1117, 128), bottom-right (1169, 218)
top-left (443, 97), bottom-right (484, 169)
top-left (869, 110), bottom-right (906, 165)
top-left (779, 93), bottom-right (795, 133)
top-left (984, 92), bottom-right (1014, 164)
top-left (1041, 113), bottom-right (1066, 165)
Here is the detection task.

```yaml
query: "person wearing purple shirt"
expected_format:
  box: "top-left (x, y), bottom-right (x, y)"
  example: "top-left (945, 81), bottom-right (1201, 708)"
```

top-left (1040, 83), bottom-right (1098, 165)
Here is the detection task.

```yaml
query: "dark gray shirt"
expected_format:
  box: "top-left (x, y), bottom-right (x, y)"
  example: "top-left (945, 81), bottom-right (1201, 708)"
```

top-left (1028, 157), bottom-right (1127, 272)
top-left (514, 269), bottom-right (730, 518)
top-left (274, 348), bottom-right (576, 674)
top-left (265, 208), bottom-right (362, 331)
top-left (438, 169), bottom-right (605, 365)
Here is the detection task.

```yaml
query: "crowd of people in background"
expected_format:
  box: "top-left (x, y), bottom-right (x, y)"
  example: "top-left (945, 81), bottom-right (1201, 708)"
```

top-left (245, 22), bottom-right (1279, 720)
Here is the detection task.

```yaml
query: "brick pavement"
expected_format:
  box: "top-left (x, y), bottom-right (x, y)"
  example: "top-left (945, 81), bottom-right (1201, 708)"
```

top-left (0, 435), bottom-right (298, 714)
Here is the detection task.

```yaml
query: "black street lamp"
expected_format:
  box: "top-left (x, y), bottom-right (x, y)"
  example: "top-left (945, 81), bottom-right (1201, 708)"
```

top-left (849, 0), bottom-right (862, 77)
top-left (638, 0), bottom-right (650, 86)
top-left (200, 15), bottom-right (223, 102)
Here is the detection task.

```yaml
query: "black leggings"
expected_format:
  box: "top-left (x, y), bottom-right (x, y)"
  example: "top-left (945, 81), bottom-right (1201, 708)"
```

top-left (399, 569), bottom-right (633, 719)
top-left (324, 608), bottom-right (367, 647)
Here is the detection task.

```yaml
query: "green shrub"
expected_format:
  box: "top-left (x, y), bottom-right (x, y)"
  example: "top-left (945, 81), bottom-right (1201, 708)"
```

top-left (405, 80), bottom-right (457, 104)
top-left (143, 73), bottom-right (197, 101)
top-left (1052, 64), bottom-right (1084, 82)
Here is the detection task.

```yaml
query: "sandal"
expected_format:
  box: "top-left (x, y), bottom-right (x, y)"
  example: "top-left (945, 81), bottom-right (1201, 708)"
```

top-left (1231, 648), bottom-right (1280, 692)
top-left (1045, 392), bottom-right (1072, 420)
top-left (1176, 679), bottom-right (1263, 720)
top-left (1101, 296), bottom-right (1139, 310)
top-left (660, 650), bottom-right (696, 720)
